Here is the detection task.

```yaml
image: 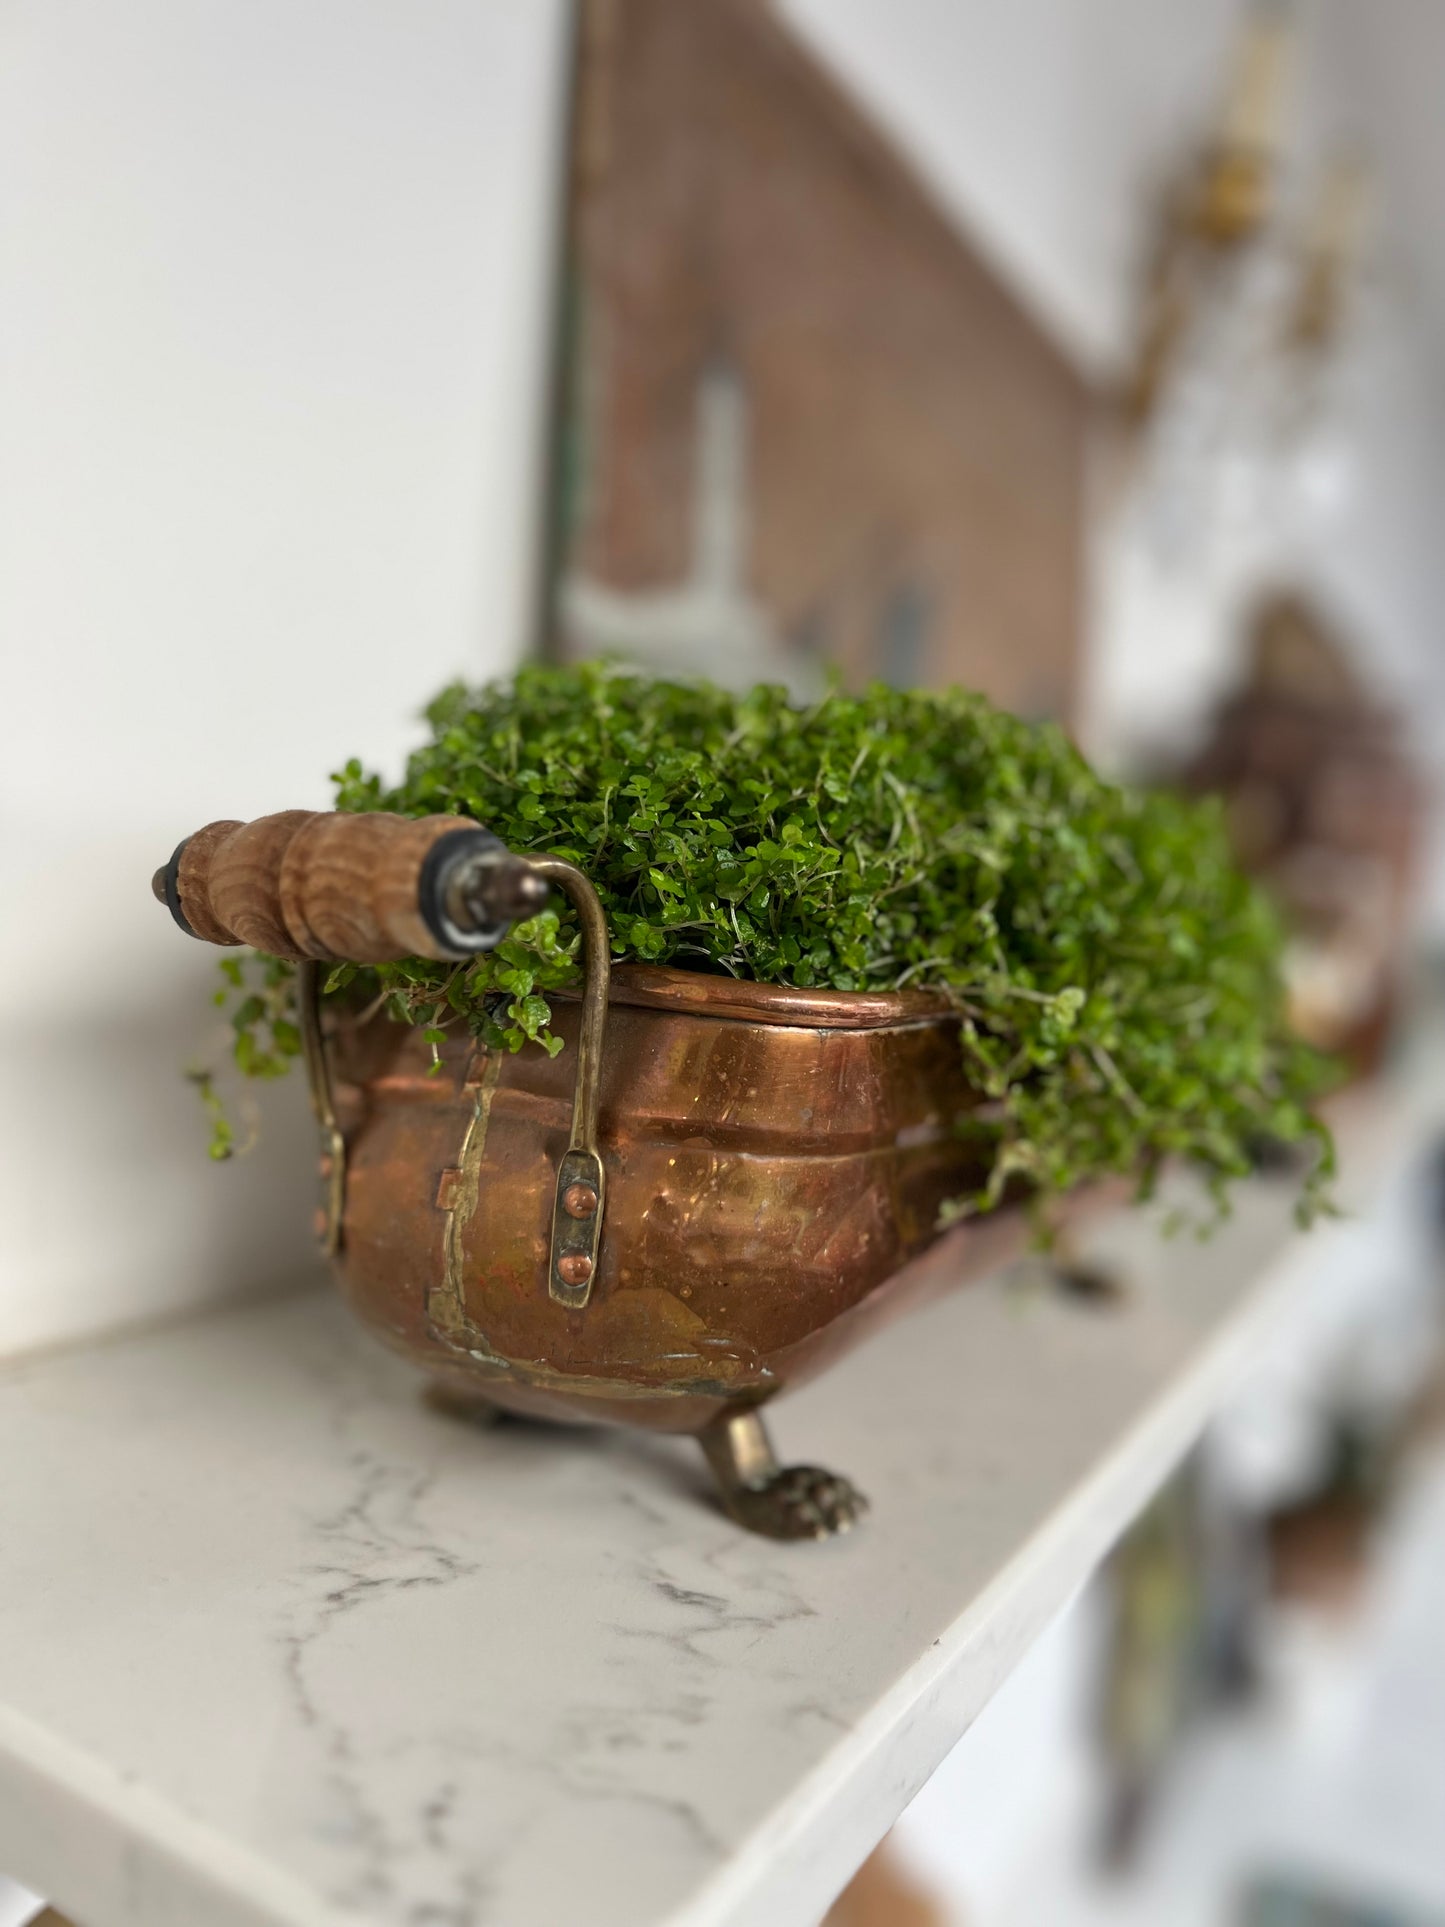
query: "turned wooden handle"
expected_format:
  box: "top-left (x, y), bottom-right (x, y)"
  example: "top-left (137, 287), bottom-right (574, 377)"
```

top-left (153, 810), bottom-right (515, 963)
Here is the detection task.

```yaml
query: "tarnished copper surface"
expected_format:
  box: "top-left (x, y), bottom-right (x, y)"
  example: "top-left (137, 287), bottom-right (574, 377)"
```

top-left (327, 963), bottom-right (1012, 1434)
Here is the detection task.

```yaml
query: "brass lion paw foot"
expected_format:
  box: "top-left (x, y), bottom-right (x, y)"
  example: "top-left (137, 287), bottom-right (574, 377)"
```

top-left (724, 1463), bottom-right (868, 1540)
top-left (700, 1409), bottom-right (868, 1541)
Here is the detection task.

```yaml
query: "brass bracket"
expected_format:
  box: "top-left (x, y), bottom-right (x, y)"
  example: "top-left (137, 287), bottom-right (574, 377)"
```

top-left (528, 856), bottom-right (611, 1310)
top-left (548, 1145), bottom-right (606, 1311)
top-left (297, 958), bottom-right (345, 1258)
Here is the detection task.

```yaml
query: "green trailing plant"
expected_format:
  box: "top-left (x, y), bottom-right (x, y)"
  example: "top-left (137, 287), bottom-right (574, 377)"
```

top-left (210, 661), bottom-right (1334, 1223)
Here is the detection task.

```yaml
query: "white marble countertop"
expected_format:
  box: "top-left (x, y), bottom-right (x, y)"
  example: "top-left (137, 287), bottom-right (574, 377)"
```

top-left (0, 1063), bottom-right (1436, 1927)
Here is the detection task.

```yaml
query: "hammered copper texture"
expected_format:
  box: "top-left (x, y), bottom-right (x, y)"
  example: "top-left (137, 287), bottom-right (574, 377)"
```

top-left (328, 966), bottom-right (1009, 1433)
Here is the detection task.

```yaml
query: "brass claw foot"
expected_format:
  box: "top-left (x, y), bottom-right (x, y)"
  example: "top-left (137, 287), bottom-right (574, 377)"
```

top-left (700, 1408), bottom-right (868, 1541)
top-left (723, 1463), bottom-right (869, 1540)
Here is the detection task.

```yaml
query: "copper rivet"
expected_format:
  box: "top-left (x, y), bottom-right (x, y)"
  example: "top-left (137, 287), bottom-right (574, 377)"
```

top-left (557, 1253), bottom-right (594, 1287)
top-left (562, 1181), bottom-right (599, 1219)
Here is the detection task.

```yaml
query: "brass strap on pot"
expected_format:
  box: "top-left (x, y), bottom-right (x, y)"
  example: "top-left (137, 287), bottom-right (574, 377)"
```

top-left (297, 959), bottom-right (347, 1260)
top-left (529, 859), bottom-right (610, 1311)
top-left (292, 850), bottom-right (612, 1309)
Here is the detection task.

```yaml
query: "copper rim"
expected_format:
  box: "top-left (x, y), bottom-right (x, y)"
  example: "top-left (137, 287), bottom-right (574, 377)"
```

top-left (550, 960), bottom-right (957, 1029)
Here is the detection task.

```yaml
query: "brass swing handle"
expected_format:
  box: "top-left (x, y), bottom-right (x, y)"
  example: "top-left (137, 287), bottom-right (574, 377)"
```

top-left (153, 811), bottom-right (610, 1308)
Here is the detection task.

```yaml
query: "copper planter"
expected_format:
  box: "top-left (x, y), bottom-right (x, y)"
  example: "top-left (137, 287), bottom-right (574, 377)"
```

top-left (153, 809), bottom-right (1028, 1538)
top-left (322, 966), bottom-right (1021, 1536)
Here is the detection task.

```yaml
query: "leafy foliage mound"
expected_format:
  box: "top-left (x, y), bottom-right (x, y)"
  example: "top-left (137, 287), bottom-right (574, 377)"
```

top-left (219, 661), bottom-right (1332, 1220)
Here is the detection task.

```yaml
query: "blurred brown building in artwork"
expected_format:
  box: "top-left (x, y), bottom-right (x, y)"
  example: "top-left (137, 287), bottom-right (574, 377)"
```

top-left (546, 0), bottom-right (1091, 716)
top-left (1185, 592), bottom-right (1422, 1074)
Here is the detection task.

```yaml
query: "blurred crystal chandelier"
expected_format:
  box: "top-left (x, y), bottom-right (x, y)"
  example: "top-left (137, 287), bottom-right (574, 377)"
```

top-left (1120, 2), bottom-right (1369, 567)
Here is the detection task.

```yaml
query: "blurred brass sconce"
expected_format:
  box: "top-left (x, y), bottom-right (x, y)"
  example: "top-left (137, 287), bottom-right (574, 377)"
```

top-left (1123, 3), bottom-right (1293, 425)
top-left (1123, 3), bottom-right (1368, 455)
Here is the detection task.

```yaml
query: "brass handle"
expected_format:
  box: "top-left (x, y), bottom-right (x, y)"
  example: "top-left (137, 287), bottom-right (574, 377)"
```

top-left (154, 811), bottom-right (612, 1300)
top-left (529, 858), bottom-right (610, 1310)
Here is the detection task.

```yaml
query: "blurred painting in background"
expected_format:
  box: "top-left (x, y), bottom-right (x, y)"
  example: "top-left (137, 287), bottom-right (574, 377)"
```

top-left (541, 0), bottom-right (1091, 712)
top-left (1179, 592), bottom-right (1422, 1077)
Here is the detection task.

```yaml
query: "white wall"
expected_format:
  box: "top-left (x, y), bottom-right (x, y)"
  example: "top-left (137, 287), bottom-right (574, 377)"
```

top-left (0, 0), bottom-right (569, 1354)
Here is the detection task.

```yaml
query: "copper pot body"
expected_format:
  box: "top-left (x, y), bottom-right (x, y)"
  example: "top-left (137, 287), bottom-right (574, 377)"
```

top-left (328, 964), bottom-right (1015, 1433)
